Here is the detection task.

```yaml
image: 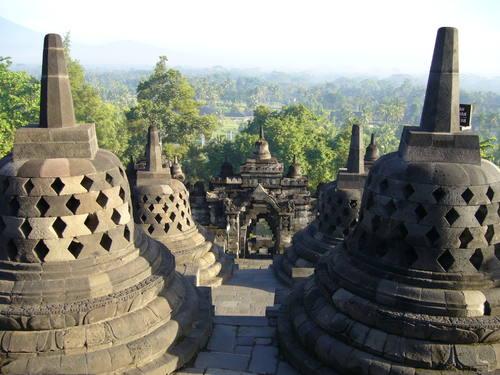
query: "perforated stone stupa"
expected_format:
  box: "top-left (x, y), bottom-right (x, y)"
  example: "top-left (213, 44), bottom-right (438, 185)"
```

top-left (278, 27), bottom-right (500, 374)
top-left (274, 124), bottom-right (377, 285)
top-left (0, 34), bottom-right (211, 374)
top-left (133, 125), bottom-right (233, 286)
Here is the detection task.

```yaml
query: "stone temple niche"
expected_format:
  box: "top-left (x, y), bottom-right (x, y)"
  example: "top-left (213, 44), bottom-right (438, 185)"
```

top-left (133, 125), bottom-right (233, 286)
top-left (274, 125), bottom-right (379, 285)
top-left (278, 27), bottom-right (500, 374)
top-left (0, 34), bottom-right (211, 374)
top-left (194, 125), bottom-right (313, 257)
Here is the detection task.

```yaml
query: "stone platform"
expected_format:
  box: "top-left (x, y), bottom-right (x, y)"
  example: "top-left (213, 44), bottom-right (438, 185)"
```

top-left (178, 259), bottom-right (298, 375)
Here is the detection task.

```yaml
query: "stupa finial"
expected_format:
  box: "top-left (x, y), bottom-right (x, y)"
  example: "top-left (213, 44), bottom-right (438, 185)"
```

top-left (420, 27), bottom-right (460, 133)
top-left (259, 124), bottom-right (265, 139)
top-left (39, 33), bottom-right (76, 128)
top-left (145, 125), bottom-right (163, 172)
top-left (346, 124), bottom-right (364, 174)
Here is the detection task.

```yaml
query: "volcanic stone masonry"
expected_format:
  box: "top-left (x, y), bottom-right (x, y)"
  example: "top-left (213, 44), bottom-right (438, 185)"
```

top-left (274, 124), bottom-right (379, 285)
top-left (190, 125), bottom-right (313, 257)
top-left (278, 26), bottom-right (500, 374)
top-left (0, 34), bottom-right (211, 374)
top-left (133, 125), bottom-right (233, 286)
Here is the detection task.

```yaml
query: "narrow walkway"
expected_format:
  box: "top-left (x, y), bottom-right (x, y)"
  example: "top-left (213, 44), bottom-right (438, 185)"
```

top-left (178, 259), bottom-right (298, 375)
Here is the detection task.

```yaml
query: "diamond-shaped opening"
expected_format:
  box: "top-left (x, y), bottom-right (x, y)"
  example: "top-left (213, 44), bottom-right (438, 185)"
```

top-left (51, 177), bottom-right (65, 194)
top-left (371, 215), bottom-right (381, 231)
top-left (164, 223), bottom-right (170, 233)
top-left (379, 179), bottom-right (389, 192)
top-left (124, 225), bottom-right (131, 241)
top-left (20, 220), bottom-right (32, 238)
top-left (426, 227), bottom-right (440, 246)
top-left (66, 195), bottom-right (81, 214)
top-left (384, 200), bottom-right (396, 216)
top-left (485, 225), bottom-right (494, 244)
top-left (445, 208), bottom-right (460, 226)
top-left (2, 178), bottom-right (9, 193)
top-left (34, 240), bottom-right (49, 262)
top-left (432, 187), bottom-right (446, 203)
top-left (96, 192), bottom-right (109, 208)
top-left (100, 233), bottom-right (112, 251)
top-left (140, 214), bottom-right (147, 223)
top-left (397, 222), bottom-right (408, 238)
top-left (415, 204), bottom-right (427, 221)
top-left (147, 204), bottom-right (154, 212)
top-left (105, 173), bottom-right (113, 186)
top-left (155, 196), bottom-right (161, 203)
top-left (68, 240), bottom-right (84, 259)
top-left (24, 179), bottom-right (34, 195)
top-left (459, 228), bottom-right (473, 248)
top-left (375, 240), bottom-right (388, 257)
top-left (0, 217), bottom-right (5, 233)
top-left (486, 187), bottom-right (495, 202)
top-left (484, 301), bottom-right (492, 316)
top-left (81, 176), bottom-right (93, 191)
top-left (36, 197), bottom-right (50, 216)
top-left (52, 217), bottom-right (67, 238)
top-left (349, 200), bottom-right (357, 209)
top-left (469, 249), bottom-right (483, 271)
top-left (9, 197), bottom-right (20, 214)
top-left (403, 184), bottom-right (415, 199)
top-left (118, 167), bottom-right (125, 177)
top-left (111, 209), bottom-right (121, 225)
top-left (162, 204), bottom-right (168, 213)
top-left (437, 249), bottom-right (454, 271)
top-left (186, 218), bottom-right (191, 226)
top-left (365, 192), bottom-right (374, 210)
top-left (6, 239), bottom-right (17, 261)
top-left (119, 187), bottom-right (126, 201)
top-left (475, 205), bottom-right (488, 225)
top-left (154, 214), bottom-right (162, 223)
top-left (142, 195), bottom-right (148, 203)
top-left (147, 225), bottom-right (154, 234)
top-left (461, 188), bottom-right (474, 204)
top-left (181, 211), bottom-right (185, 218)
top-left (402, 246), bottom-right (418, 267)
top-left (168, 194), bottom-right (175, 202)
top-left (175, 203), bottom-right (180, 209)
top-left (169, 212), bottom-right (176, 221)
top-left (84, 213), bottom-right (99, 233)
top-left (177, 222), bottom-right (183, 231)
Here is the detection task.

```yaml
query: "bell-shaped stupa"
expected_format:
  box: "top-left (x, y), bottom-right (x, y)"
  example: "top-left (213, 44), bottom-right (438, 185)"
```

top-left (134, 126), bottom-right (233, 286)
top-left (278, 27), bottom-right (500, 374)
top-left (274, 124), bottom-right (375, 285)
top-left (0, 34), bottom-right (211, 374)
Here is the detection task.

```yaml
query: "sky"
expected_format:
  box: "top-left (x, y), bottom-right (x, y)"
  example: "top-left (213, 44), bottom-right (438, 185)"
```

top-left (1, 0), bottom-right (500, 75)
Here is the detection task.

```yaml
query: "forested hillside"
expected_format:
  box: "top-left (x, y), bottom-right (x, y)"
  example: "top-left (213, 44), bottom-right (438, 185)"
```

top-left (2, 38), bottom-right (499, 189)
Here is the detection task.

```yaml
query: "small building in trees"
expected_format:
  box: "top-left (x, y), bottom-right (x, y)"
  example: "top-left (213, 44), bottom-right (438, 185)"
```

top-left (191, 125), bottom-right (313, 257)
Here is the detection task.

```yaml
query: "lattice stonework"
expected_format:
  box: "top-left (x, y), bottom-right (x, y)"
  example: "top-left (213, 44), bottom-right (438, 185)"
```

top-left (0, 162), bottom-right (133, 262)
top-left (351, 172), bottom-right (500, 274)
top-left (135, 184), bottom-right (194, 238)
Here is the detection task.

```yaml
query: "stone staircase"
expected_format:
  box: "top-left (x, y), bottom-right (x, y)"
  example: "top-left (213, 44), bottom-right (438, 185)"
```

top-left (178, 259), bottom-right (298, 375)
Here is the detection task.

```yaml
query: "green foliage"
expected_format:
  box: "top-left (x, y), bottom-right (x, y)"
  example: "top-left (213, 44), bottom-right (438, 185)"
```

top-left (0, 57), bottom-right (40, 157)
top-left (128, 56), bottom-right (217, 154)
top-left (63, 34), bottom-right (129, 159)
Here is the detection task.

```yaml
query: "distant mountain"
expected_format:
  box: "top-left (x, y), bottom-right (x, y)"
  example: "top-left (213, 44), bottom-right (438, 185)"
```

top-left (0, 16), bottom-right (43, 63)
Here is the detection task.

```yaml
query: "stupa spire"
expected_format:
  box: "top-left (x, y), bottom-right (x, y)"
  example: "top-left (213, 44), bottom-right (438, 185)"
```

top-left (345, 124), bottom-right (364, 174)
top-left (420, 27), bottom-right (460, 133)
top-left (39, 33), bottom-right (76, 128)
top-left (145, 125), bottom-right (163, 172)
top-left (259, 123), bottom-right (265, 139)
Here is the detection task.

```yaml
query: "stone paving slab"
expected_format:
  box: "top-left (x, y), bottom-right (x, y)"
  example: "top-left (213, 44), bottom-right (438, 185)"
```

top-left (184, 260), bottom-right (293, 375)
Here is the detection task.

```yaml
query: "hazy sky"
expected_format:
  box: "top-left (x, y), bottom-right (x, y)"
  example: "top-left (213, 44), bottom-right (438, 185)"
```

top-left (1, 0), bottom-right (500, 75)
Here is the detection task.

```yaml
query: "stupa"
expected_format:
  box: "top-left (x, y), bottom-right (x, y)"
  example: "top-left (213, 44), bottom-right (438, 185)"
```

top-left (278, 27), bottom-right (500, 374)
top-left (274, 124), bottom-right (376, 284)
top-left (0, 34), bottom-right (211, 374)
top-left (134, 125), bottom-right (233, 286)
